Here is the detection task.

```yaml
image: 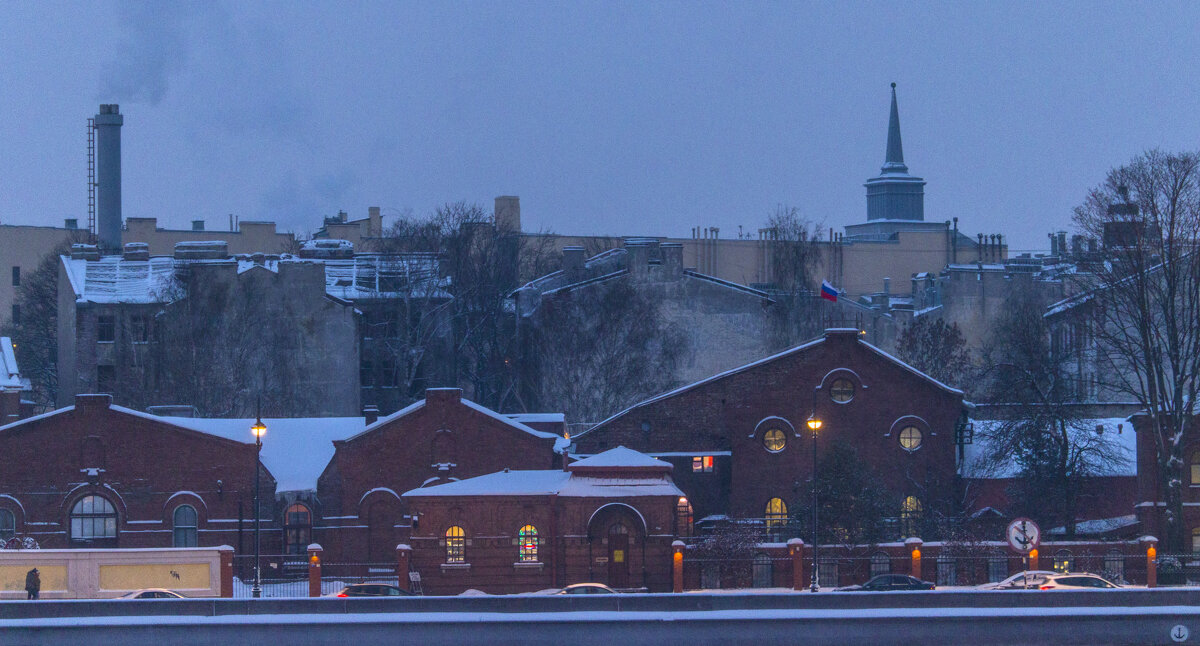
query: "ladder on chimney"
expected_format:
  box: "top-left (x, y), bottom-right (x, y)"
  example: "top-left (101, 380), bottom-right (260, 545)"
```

top-left (87, 117), bottom-right (96, 244)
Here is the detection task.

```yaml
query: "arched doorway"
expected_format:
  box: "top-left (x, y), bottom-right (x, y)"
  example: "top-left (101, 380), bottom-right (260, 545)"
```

top-left (588, 504), bottom-right (646, 590)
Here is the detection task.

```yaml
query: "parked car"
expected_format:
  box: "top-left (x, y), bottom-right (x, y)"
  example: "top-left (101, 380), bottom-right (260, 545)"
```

top-left (977, 570), bottom-right (1057, 590)
top-left (329, 583), bottom-right (415, 597)
top-left (835, 574), bottom-right (935, 592)
top-left (555, 583), bottom-right (618, 595)
top-left (117, 589), bottom-right (186, 599)
top-left (1036, 573), bottom-right (1120, 590)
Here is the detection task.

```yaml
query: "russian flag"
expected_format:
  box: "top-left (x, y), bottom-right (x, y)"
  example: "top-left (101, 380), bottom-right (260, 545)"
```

top-left (820, 280), bottom-right (839, 302)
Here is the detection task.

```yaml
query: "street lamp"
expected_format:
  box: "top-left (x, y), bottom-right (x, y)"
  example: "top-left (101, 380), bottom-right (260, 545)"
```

top-left (806, 414), bottom-right (823, 593)
top-left (250, 414), bottom-right (267, 598)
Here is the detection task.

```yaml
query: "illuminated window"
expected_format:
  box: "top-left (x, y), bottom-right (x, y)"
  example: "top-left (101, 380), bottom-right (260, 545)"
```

top-left (1191, 453), bottom-right (1200, 486)
top-left (830, 378), bottom-right (855, 403)
top-left (172, 504), bottom-right (198, 547)
top-left (0, 508), bottom-right (14, 542)
top-left (899, 426), bottom-right (923, 451)
top-left (284, 503), bottom-right (312, 555)
top-left (676, 498), bottom-right (694, 536)
top-left (692, 456), bottom-right (714, 473)
top-left (518, 525), bottom-right (538, 562)
top-left (1054, 549), bottom-right (1072, 573)
top-left (765, 497), bottom-right (788, 527)
top-left (900, 496), bottom-right (922, 538)
top-left (763, 429), bottom-right (787, 453)
top-left (71, 495), bottom-right (117, 541)
top-left (446, 526), bottom-right (466, 563)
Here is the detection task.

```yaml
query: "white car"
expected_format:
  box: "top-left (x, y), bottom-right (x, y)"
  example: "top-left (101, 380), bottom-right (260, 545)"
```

top-left (1036, 573), bottom-right (1120, 590)
top-left (117, 588), bottom-right (186, 599)
top-left (977, 570), bottom-right (1057, 590)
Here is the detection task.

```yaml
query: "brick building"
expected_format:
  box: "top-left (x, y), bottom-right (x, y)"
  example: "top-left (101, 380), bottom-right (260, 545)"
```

top-left (573, 328), bottom-right (970, 536)
top-left (403, 447), bottom-right (684, 595)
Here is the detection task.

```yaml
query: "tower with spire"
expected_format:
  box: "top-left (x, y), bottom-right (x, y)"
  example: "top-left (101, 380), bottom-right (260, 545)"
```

top-left (863, 83), bottom-right (925, 222)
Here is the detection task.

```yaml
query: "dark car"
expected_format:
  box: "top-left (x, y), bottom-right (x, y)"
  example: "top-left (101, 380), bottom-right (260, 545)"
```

top-left (836, 574), bottom-right (936, 591)
top-left (329, 583), bottom-right (415, 597)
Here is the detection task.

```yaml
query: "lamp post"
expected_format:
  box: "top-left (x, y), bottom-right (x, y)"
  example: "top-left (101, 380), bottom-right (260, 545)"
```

top-left (250, 413), bottom-right (267, 598)
top-left (806, 414), bottom-right (823, 593)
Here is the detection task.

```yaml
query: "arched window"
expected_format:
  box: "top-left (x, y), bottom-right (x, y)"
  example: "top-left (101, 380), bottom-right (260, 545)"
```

top-left (765, 498), bottom-right (788, 528)
top-left (518, 525), bottom-right (538, 562)
top-left (870, 552), bottom-right (891, 577)
top-left (70, 495), bottom-right (117, 542)
top-left (900, 496), bottom-right (922, 538)
top-left (762, 428), bottom-right (787, 452)
top-left (172, 504), bottom-right (198, 547)
top-left (284, 503), bottom-right (312, 555)
top-left (1054, 549), bottom-right (1072, 573)
top-left (898, 426), bottom-right (923, 451)
top-left (0, 508), bottom-right (14, 542)
top-left (676, 497), bottom-right (694, 537)
top-left (446, 526), bottom-right (466, 563)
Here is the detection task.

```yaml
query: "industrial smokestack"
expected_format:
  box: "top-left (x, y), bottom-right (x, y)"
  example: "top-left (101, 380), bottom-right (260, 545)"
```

top-left (94, 104), bottom-right (123, 253)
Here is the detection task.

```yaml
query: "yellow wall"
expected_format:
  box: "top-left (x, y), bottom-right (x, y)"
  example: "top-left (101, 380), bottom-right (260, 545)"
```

top-left (99, 562), bottom-right (211, 592)
top-left (0, 565), bottom-right (67, 593)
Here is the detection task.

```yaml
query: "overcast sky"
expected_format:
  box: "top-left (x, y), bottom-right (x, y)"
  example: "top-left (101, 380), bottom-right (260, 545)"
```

top-left (2, 2), bottom-right (1199, 253)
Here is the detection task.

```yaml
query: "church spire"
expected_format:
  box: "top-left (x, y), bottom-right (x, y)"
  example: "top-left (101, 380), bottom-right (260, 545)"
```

top-left (883, 82), bottom-right (907, 173)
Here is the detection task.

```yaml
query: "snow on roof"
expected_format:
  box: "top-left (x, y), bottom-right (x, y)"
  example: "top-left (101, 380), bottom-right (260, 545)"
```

top-left (505, 413), bottom-right (565, 424)
top-left (347, 396), bottom-right (569, 451)
top-left (1047, 514), bottom-right (1138, 536)
top-left (62, 252), bottom-right (450, 304)
top-left (569, 446), bottom-right (670, 470)
top-left (1, 337), bottom-right (21, 390)
top-left (157, 415), bottom-right (366, 492)
top-left (402, 469), bottom-right (683, 498)
top-left (960, 417), bottom-right (1136, 479)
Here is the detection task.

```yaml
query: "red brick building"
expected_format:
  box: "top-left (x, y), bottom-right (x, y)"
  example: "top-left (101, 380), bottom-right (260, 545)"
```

top-left (403, 447), bottom-right (684, 595)
top-left (573, 328), bottom-right (969, 536)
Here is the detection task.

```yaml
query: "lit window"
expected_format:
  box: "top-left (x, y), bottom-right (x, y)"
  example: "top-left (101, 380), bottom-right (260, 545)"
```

top-left (0, 508), bottom-right (14, 542)
top-left (518, 525), bottom-right (538, 562)
top-left (899, 426), bottom-right (923, 451)
top-left (71, 495), bottom-right (117, 541)
top-left (676, 498), bottom-right (694, 536)
top-left (1191, 454), bottom-right (1200, 486)
top-left (692, 456), bottom-right (714, 473)
top-left (900, 496), bottom-right (922, 538)
top-left (763, 429), bottom-right (787, 452)
top-left (173, 504), bottom-right (198, 547)
top-left (830, 378), bottom-right (855, 403)
top-left (284, 503), bottom-right (312, 555)
top-left (764, 497), bottom-right (788, 527)
top-left (446, 526), bottom-right (466, 563)
top-left (1054, 550), bottom-right (1072, 573)
top-left (97, 315), bottom-right (116, 343)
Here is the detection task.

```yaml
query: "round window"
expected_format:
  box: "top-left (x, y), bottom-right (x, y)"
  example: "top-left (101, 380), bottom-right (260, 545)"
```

top-left (899, 426), bottom-right (923, 451)
top-left (763, 428), bottom-right (786, 452)
top-left (830, 378), bottom-right (855, 403)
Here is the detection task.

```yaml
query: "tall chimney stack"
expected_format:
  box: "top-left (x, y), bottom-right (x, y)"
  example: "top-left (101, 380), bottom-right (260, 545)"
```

top-left (94, 105), bottom-right (123, 254)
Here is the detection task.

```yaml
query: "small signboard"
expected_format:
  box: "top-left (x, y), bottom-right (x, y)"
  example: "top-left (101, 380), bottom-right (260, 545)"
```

top-left (595, 557), bottom-right (609, 564)
top-left (1006, 518), bottom-right (1041, 554)
top-left (408, 572), bottom-right (421, 582)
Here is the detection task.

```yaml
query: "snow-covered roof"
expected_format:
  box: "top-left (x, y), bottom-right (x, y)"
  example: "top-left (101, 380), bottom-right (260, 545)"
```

top-left (157, 415), bottom-right (367, 492)
top-left (569, 446), bottom-right (671, 470)
top-left (960, 417), bottom-right (1136, 479)
top-left (506, 413), bottom-right (565, 424)
top-left (403, 468), bottom-right (684, 499)
top-left (1, 337), bottom-right (21, 391)
top-left (347, 394), bottom-right (569, 452)
top-left (1047, 514), bottom-right (1139, 536)
top-left (61, 252), bottom-right (451, 304)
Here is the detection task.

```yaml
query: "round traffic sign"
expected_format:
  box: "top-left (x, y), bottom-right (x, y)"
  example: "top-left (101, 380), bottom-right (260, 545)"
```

top-left (1006, 518), bottom-right (1041, 554)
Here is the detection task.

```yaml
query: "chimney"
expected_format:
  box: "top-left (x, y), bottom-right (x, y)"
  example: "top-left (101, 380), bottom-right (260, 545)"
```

top-left (625, 240), bottom-right (649, 282)
top-left (1049, 232), bottom-right (1058, 257)
top-left (661, 242), bottom-right (683, 280)
top-left (70, 243), bottom-right (100, 261)
top-left (1057, 232), bottom-right (1068, 257)
top-left (368, 207), bottom-right (382, 237)
top-left (94, 104), bottom-right (124, 254)
top-left (883, 277), bottom-right (891, 295)
top-left (122, 242), bottom-right (149, 261)
top-left (338, 210), bottom-right (348, 223)
top-left (562, 246), bottom-right (585, 283)
top-left (495, 196), bottom-right (521, 234)
top-left (363, 405), bottom-right (379, 426)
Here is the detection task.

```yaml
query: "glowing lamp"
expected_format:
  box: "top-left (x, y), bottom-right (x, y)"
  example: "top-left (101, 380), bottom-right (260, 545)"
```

top-left (1148, 545), bottom-right (1157, 560)
top-left (912, 547), bottom-right (921, 561)
top-left (251, 419), bottom-right (267, 439)
top-left (806, 417), bottom-right (823, 431)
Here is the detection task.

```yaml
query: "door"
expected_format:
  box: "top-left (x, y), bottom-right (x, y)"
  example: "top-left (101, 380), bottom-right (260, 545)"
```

top-left (608, 524), bottom-right (629, 589)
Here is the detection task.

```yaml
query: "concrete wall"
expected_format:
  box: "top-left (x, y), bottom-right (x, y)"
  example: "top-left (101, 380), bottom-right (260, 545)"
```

top-left (0, 225), bottom-right (86, 330)
top-left (0, 546), bottom-right (229, 599)
top-left (123, 218), bottom-right (295, 256)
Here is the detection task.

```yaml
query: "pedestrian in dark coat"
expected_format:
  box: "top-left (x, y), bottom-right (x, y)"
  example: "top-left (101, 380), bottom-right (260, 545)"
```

top-left (25, 568), bottom-right (40, 600)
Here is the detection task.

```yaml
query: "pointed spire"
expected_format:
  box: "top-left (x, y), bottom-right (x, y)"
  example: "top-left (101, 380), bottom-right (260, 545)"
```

top-left (883, 82), bottom-right (908, 173)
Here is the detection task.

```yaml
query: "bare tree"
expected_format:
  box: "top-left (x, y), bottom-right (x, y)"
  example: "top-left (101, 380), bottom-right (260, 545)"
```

top-left (1070, 149), bottom-right (1200, 551)
top-left (976, 290), bottom-right (1131, 537)
top-left (763, 205), bottom-right (825, 348)
top-left (525, 280), bottom-right (689, 422)
top-left (894, 317), bottom-right (974, 388)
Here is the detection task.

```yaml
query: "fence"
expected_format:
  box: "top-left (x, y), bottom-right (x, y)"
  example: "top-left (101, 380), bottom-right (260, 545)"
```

top-left (231, 545), bottom-right (412, 598)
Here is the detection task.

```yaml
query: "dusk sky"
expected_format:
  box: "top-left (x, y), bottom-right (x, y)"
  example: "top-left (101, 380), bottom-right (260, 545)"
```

top-left (2, 1), bottom-right (1199, 253)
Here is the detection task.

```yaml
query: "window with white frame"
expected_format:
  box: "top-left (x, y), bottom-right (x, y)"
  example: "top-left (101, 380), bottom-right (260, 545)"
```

top-left (173, 504), bottom-right (198, 547)
top-left (0, 508), bottom-right (14, 542)
top-left (71, 495), bottom-right (117, 541)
